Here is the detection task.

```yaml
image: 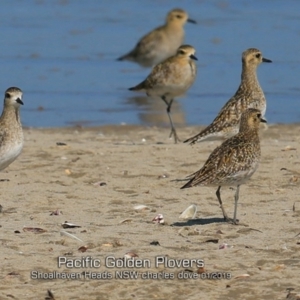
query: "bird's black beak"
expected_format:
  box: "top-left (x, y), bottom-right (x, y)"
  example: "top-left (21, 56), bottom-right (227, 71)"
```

top-left (262, 57), bottom-right (272, 63)
top-left (260, 117), bottom-right (267, 123)
top-left (16, 98), bottom-right (24, 105)
top-left (187, 18), bottom-right (197, 24)
top-left (190, 54), bottom-right (198, 61)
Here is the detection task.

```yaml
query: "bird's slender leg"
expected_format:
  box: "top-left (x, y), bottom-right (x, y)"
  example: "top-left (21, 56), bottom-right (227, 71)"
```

top-left (233, 185), bottom-right (240, 225)
top-left (216, 186), bottom-right (230, 221)
top-left (161, 96), bottom-right (180, 143)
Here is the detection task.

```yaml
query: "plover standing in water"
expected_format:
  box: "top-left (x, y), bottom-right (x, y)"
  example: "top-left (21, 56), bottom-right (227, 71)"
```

top-left (117, 8), bottom-right (196, 68)
top-left (129, 45), bottom-right (197, 143)
top-left (184, 48), bottom-right (271, 144)
top-left (181, 108), bottom-right (266, 224)
top-left (0, 87), bottom-right (24, 172)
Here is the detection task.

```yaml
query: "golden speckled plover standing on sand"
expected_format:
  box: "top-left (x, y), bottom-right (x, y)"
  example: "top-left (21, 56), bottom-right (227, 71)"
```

top-left (181, 108), bottom-right (266, 224)
top-left (129, 45), bottom-right (197, 143)
top-left (184, 48), bottom-right (271, 144)
top-left (0, 87), bottom-right (24, 172)
top-left (117, 8), bottom-right (196, 68)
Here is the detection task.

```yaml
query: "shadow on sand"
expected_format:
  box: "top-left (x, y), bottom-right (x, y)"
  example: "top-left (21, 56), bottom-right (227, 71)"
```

top-left (171, 217), bottom-right (225, 226)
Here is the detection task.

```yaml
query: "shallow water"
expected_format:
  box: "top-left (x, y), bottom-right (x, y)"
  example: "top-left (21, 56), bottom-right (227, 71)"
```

top-left (0, 0), bottom-right (299, 128)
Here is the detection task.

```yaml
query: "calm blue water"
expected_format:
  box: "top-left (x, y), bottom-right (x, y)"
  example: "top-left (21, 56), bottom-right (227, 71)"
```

top-left (0, 0), bottom-right (299, 128)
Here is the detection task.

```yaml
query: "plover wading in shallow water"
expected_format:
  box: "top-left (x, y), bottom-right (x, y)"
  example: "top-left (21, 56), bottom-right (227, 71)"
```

top-left (117, 8), bottom-right (196, 68)
top-left (129, 45), bottom-right (197, 143)
top-left (184, 48), bottom-right (271, 144)
top-left (0, 87), bottom-right (24, 172)
top-left (181, 108), bottom-right (266, 224)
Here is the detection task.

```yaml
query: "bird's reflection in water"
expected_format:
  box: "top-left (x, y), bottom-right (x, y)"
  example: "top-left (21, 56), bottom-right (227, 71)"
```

top-left (126, 95), bottom-right (186, 128)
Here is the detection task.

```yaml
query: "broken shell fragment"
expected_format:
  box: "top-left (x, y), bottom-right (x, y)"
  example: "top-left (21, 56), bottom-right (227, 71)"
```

top-left (50, 209), bottom-right (61, 216)
top-left (124, 252), bottom-right (139, 259)
top-left (152, 214), bottom-right (164, 224)
top-left (65, 169), bottom-right (72, 175)
top-left (78, 245), bottom-right (88, 253)
top-left (281, 145), bottom-right (297, 151)
top-left (23, 227), bottom-right (47, 233)
top-left (119, 218), bottom-right (133, 224)
top-left (61, 222), bottom-right (81, 229)
top-left (134, 205), bottom-right (150, 211)
top-left (179, 204), bottom-right (197, 220)
top-left (219, 243), bottom-right (232, 249)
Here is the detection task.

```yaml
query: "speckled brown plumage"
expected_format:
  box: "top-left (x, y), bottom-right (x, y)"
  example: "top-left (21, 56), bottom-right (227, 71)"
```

top-left (181, 108), bottom-right (266, 224)
top-left (184, 48), bottom-right (271, 144)
top-left (129, 45), bottom-right (197, 143)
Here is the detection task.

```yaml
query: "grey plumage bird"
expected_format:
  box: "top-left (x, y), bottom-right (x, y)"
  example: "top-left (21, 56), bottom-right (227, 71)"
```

top-left (0, 87), bottom-right (24, 172)
top-left (117, 8), bottom-right (196, 68)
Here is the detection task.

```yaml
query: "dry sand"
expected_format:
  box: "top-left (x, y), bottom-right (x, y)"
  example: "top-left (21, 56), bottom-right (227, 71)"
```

top-left (0, 124), bottom-right (300, 300)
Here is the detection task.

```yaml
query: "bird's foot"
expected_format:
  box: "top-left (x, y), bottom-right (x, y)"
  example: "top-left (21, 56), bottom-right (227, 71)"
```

top-left (169, 128), bottom-right (180, 144)
top-left (224, 216), bottom-right (239, 225)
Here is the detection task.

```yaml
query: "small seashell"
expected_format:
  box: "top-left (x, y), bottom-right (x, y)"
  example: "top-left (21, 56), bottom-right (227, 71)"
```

top-left (281, 145), bottom-right (297, 151)
top-left (119, 218), bottom-right (133, 224)
top-left (152, 214), bottom-right (164, 224)
top-left (93, 181), bottom-right (107, 186)
top-left (179, 204), bottom-right (197, 220)
top-left (50, 209), bottom-right (61, 216)
top-left (78, 245), bottom-right (88, 253)
top-left (23, 227), bottom-right (47, 233)
top-left (65, 169), bottom-right (71, 175)
top-left (290, 176), bottom-right (298, 183)
top-left (45, 289), bottom-right (55, 300)
top-left (158, 174), bottom-right (169, 179)
top-left (234, 274), bottom-right (250, 279)
top-left (273, 264), bottom-right (285, 271)
top-left (102, 243), bottom-right (113, 247)
top-left (61, 221), bottom-right (81, 229)
top-left (7, 271), bottom-right (20, 276)
top-left (197, 267), bottom-right (206, 274)
top-left (219, 243), bottom-right (232, 249)
top-left (124, 251), bottom-right (138, 259)
top-left (150, 241), bottom-right (160, 246)
top-left (205, 239), bottom-right (219, 243)
top-left (134, 205), bottom-right (150, 211)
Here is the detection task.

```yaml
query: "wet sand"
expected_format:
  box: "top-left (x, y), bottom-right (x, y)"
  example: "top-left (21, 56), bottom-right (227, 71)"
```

top-left (0, 124), bottom-right (299, 300)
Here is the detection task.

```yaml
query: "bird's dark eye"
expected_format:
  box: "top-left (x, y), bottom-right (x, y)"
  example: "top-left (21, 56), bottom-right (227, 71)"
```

top-left (179, 50), bottom-right (185, 55)
top-left (5, 93), bottom-right (10, 98)
top-left (255, 53), bottom-right (261, 58)
top-left (176, 14), bottom-right (183, 19)
top-left (257, 113), bottom-right (261, 119)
